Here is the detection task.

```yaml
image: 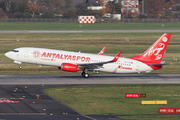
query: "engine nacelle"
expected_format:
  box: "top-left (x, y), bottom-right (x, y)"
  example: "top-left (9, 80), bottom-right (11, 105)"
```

top-left (61, 63), bottom-right (78, 72)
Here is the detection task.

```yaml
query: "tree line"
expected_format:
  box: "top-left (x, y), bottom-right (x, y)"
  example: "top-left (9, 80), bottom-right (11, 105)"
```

top-left (0, 0), bottom-right (75, 18)
top-left (0, 0), bottom-right (121, 18)
top-left (0, 0), bottom-right (179, 19)
top-left (140, 0), bottom-right (179, 18)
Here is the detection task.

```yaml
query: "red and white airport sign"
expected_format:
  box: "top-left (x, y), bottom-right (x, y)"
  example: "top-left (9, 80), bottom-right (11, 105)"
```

top-left (125, 93), bottom-right (140, 98)
top-left (0, 99), bottom-right (20, 103)
top-left (176, 108), bottom-right (180, 113)
top-left (159, 108), bottom-right (175, 113)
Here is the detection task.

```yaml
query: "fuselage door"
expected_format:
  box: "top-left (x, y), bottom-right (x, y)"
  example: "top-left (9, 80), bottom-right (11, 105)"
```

top-left (136, 62), bottom-right (139, 72)
top-left (24, 49), bottom-right (29, 58)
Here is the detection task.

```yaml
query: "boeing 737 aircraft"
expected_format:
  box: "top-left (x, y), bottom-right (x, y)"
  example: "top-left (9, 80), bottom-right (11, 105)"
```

top-left (5, 33), bottom-right (171, 78)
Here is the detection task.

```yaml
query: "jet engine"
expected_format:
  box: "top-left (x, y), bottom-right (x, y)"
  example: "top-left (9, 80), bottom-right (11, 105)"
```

top-left (60, 63), bottom-right (78, 72)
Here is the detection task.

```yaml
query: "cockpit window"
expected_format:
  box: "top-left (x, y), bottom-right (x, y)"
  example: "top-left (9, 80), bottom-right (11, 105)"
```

top-left (12, 50), bottom-right (19, 52)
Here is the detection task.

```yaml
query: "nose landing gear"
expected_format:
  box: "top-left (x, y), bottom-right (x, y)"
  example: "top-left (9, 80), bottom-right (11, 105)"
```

top-left (19, 65), bottom-right (22, 69)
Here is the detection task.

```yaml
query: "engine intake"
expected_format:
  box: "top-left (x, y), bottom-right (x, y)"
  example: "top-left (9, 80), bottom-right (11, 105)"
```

top-left (61, 63), bottom-right (78, 72)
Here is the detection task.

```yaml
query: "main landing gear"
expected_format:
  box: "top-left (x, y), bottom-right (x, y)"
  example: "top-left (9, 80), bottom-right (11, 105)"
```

top-left (82, 71), bottom-right (89, 78)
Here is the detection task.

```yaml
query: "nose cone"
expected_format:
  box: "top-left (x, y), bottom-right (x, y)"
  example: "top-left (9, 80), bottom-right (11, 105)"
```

top-left (5, 52), bottom-right (11, 58)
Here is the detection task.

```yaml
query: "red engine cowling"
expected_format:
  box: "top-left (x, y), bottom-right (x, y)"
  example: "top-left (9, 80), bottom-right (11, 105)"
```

top-left (61, 63), bottom-right (78, 72)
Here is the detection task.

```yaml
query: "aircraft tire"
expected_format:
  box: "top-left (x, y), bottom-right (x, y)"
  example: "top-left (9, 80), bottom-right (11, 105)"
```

top-left (84, 73), bottom-right (89, 78)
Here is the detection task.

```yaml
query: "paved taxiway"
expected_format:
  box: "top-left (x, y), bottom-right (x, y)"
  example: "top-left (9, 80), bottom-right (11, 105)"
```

top-left (0, 85), bottom-right (119, 120)
top-left (0, 74), bottom-right (180, 85)
top-left (0, 85), bottom-right (94, 120)
top-left (0, 30), bottom-right (180, 33)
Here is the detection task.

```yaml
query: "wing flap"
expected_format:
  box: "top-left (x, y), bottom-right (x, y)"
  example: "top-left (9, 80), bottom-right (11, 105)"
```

top-left (78, 51), bottom-right (122, 69)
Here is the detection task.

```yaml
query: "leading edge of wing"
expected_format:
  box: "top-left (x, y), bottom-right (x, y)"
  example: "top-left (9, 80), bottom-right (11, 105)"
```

top-left (77, 51), bottom-right (122, 67)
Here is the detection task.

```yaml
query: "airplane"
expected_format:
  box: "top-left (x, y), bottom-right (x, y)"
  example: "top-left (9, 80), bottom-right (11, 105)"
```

top-left (5, 33), bottom-right (171, 78)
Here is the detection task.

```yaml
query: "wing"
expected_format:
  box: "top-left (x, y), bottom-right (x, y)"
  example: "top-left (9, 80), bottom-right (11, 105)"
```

top-left (78, 51), bottom-right (122, 70)
top-left (98, 46), bottom-right (106, 55)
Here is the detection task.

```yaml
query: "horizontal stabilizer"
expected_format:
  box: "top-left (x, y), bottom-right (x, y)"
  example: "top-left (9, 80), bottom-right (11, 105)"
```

top-left (78, 51), bottom-right (122, 70)
top-left (149, 63), bottom-right (172, 66)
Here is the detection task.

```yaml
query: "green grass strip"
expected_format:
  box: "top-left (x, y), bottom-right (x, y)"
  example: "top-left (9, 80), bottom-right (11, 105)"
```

top-left (118, 115), bottom-right (180, 120)
top-left (0, 23), bottom-right (180, 30)
top-left (43, 84), bottom-right (180, 115)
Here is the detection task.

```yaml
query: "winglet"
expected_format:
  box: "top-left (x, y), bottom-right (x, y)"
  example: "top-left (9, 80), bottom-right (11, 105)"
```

top-left (111, 51), bottom-right (122, 62)
top-left (98, 46), bottom-right (107, 55)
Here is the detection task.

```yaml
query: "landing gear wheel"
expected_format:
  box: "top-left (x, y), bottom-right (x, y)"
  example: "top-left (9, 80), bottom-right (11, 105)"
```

top-left (81, 72), bottom-right (89, 78)
top-left (84, 73), bottom-right (89, 78)
top-left (19, 66), bottom-right (22, 69)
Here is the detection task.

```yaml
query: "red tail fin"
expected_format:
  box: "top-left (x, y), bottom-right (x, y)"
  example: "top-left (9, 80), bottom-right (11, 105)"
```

top-left (127, 33), bottom-right (171, 64)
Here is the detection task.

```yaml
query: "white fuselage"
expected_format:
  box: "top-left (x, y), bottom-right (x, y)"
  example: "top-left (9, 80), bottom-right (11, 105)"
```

top-left (5, 47), bottom-right (153, 73)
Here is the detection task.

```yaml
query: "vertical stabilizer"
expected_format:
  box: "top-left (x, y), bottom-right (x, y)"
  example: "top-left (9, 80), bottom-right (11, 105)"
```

top-left (127, 33), bottom-right (171, 64)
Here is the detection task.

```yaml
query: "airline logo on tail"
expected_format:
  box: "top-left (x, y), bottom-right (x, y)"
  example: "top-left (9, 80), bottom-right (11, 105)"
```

top-left (145, 36), bottom-right (168, 61)
top-left (127, 33), bottom-right (171, 64)
top-left (144, 34), bottom-right (170, 63)
top-left (163, 37), bottom-right (168, 42)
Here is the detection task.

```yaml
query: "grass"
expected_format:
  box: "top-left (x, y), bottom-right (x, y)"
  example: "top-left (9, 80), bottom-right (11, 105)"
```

top-left (0, 33), bottom-right (180, 75)
top-left (0, 23), bottom-right (180, 30)
top-left (43, 84), bottom-right (180, 115)
top-left (117, 115), bottom-right (180, 120)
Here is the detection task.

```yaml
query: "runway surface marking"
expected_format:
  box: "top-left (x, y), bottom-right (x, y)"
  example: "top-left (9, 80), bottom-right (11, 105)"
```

top-left (0, 98), bottom-right (24, 99)
top-left (28, 30), bottom-right (84, 33)
top-left (0, 113), bottom-right (46, 115)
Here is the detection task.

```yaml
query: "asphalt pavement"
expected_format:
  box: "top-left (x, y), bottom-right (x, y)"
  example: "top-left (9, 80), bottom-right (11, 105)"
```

top-left (0, 74), bottom-right (180, 85)
top-left (0, 85), bottom-right (96, 120)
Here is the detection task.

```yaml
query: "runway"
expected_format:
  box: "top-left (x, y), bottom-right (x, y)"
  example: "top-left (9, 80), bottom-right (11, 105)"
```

top-left (0, 30), bottom-right (180, 33)
top-left (0, 74), bottom-right (180, 85)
